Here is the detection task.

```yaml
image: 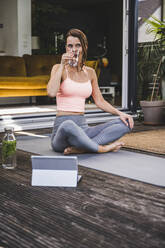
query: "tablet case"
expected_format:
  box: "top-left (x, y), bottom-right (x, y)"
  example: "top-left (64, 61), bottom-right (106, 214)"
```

top-left (31, 155), bottom-right (80, 187)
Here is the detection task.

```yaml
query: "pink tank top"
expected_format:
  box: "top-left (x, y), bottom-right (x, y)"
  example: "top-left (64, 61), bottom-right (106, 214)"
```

top-left (56, 67), bottom-right (92, 112)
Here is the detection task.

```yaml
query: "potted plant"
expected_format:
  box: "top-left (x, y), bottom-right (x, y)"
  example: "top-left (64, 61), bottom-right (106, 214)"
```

top-left (139, 16), bottom-right (165, 125)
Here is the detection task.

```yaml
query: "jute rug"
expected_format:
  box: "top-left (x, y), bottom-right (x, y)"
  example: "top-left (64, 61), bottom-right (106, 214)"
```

top-left (119, 129), bottom-right (165, 155)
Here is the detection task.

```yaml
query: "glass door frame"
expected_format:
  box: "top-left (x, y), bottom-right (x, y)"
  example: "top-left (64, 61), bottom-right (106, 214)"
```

top-left (122, 0), bottom-right (138, 112)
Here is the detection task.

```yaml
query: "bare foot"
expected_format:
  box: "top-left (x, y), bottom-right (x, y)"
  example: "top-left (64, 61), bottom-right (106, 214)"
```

top-left (64, 147), bottom-right (86, 155)
top-left (64, 142), bottom-right (124, 155)
top-left (98, 141), bottom-right (125, 153)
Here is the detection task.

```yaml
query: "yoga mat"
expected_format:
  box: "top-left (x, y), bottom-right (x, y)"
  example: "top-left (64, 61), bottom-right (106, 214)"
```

top-left (16, 135), bottom-right (165, 187)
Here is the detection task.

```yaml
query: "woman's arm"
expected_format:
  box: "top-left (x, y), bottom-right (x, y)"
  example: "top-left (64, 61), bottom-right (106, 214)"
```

top-left (47, 63), bottom-right (64, 98)
top-left (47, 51), bottom-right (74, 97)
top-left (91, 69), bottom-right (134, 129)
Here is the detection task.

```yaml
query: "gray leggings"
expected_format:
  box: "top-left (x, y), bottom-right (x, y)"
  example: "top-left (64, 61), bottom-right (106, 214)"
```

top-left (51, 115), bottom-right (131, 153)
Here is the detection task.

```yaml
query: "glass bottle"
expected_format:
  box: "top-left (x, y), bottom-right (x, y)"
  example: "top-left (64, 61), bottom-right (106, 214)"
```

top-left (2, 127), bottom-right (17, 169)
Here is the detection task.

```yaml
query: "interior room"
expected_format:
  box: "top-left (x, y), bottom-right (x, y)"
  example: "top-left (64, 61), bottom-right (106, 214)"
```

top-left (32, 0), bottom-right (123, 106)
top-left (0, 0), bottom-right (123, 107)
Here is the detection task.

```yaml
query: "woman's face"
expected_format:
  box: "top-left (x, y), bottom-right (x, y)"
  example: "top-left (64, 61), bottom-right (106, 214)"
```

top-left (66, 36), bottom-right (83, 64)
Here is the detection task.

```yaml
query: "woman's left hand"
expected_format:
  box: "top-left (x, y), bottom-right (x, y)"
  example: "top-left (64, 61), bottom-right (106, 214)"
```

top-left (119, 113), bottom-right (134, 129)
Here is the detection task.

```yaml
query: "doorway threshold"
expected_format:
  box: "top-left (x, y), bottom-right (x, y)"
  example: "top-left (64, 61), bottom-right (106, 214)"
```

top-left (0, 104), bottom-right (134, 132)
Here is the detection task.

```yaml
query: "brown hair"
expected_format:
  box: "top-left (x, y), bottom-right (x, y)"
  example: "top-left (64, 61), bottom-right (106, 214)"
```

top-left (66, 28), bottom-right (88, 67)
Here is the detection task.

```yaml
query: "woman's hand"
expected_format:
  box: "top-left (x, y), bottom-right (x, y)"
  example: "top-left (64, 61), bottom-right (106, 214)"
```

top-left (119, 112), bottom-right (134, 129)
top-left (61, 52), bottom-right (74, 65)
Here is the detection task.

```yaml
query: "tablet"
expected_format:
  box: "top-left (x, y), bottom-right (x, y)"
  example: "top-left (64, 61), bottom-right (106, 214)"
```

top-left (31, 155), bottom-right (82, 187)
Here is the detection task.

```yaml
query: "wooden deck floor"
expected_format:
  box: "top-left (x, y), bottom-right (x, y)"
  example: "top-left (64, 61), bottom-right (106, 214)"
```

top-left (0, 149), bottom-right (165, 248)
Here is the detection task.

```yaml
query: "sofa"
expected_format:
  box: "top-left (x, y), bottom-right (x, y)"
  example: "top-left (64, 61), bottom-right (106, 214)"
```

top-left (0, 55), bottom-right (100, 98)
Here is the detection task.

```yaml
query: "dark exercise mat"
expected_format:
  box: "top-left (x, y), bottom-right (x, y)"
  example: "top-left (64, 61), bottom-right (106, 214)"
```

top-left (17, 136), bottom-right (165, 187)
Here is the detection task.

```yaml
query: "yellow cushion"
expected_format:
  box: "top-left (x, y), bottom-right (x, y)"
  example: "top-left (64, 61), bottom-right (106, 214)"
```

top-left (23, 55), bottom-right (61, 76)
top-left (0, 89), bottom-right (47, 97)
top-left (0, 57), bottom-right (99, 98)
top-left (85, 60), bottom-right (100, 77)
top-left (0, 76), bottom-right (49, 89)
top-left (0, 56), bottom-right (26, 76)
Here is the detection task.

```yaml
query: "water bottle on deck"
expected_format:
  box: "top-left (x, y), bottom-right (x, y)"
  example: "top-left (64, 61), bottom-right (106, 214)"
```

top-left (2, 127), bottom-right (17, 169)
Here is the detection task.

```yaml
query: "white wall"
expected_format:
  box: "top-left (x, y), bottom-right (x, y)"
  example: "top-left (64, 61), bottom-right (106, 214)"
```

top-left (0, 0), bottom-right (18, 55)
top-left (0, 2), bottom-right (5, 51)
top-left (0, 0), bottom-right (31, 56)
top-left (17, 0), bottom-right (31, 56)
top-left (138, 7), bottom-right (162, 43)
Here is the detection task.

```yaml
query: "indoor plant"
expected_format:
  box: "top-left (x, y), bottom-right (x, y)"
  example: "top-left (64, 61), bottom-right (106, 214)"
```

top-left (139, 16), bottom-right (165, 125)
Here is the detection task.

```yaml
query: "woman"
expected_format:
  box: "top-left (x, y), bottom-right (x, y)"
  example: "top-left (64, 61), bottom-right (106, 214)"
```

top-left (47, 28), bottom-right (134, 155)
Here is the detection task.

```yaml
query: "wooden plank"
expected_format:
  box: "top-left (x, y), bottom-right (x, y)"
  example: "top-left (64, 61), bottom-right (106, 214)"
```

top-left (0, 149), bottom-right (165, 248)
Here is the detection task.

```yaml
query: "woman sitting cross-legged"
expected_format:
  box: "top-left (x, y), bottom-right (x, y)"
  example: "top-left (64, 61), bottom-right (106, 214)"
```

top-left (47, 28), bottom-right (134, 155)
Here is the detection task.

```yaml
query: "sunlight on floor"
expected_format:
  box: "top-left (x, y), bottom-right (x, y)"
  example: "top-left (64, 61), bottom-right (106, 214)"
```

top-left (0, 104), bottom-right (97, 115)
top-left (0, 106), bottom-right (56, 115)
top-left (15, 131), bottom-right (48, 138)
top-left (1, 115), bottom-right (23, 131)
